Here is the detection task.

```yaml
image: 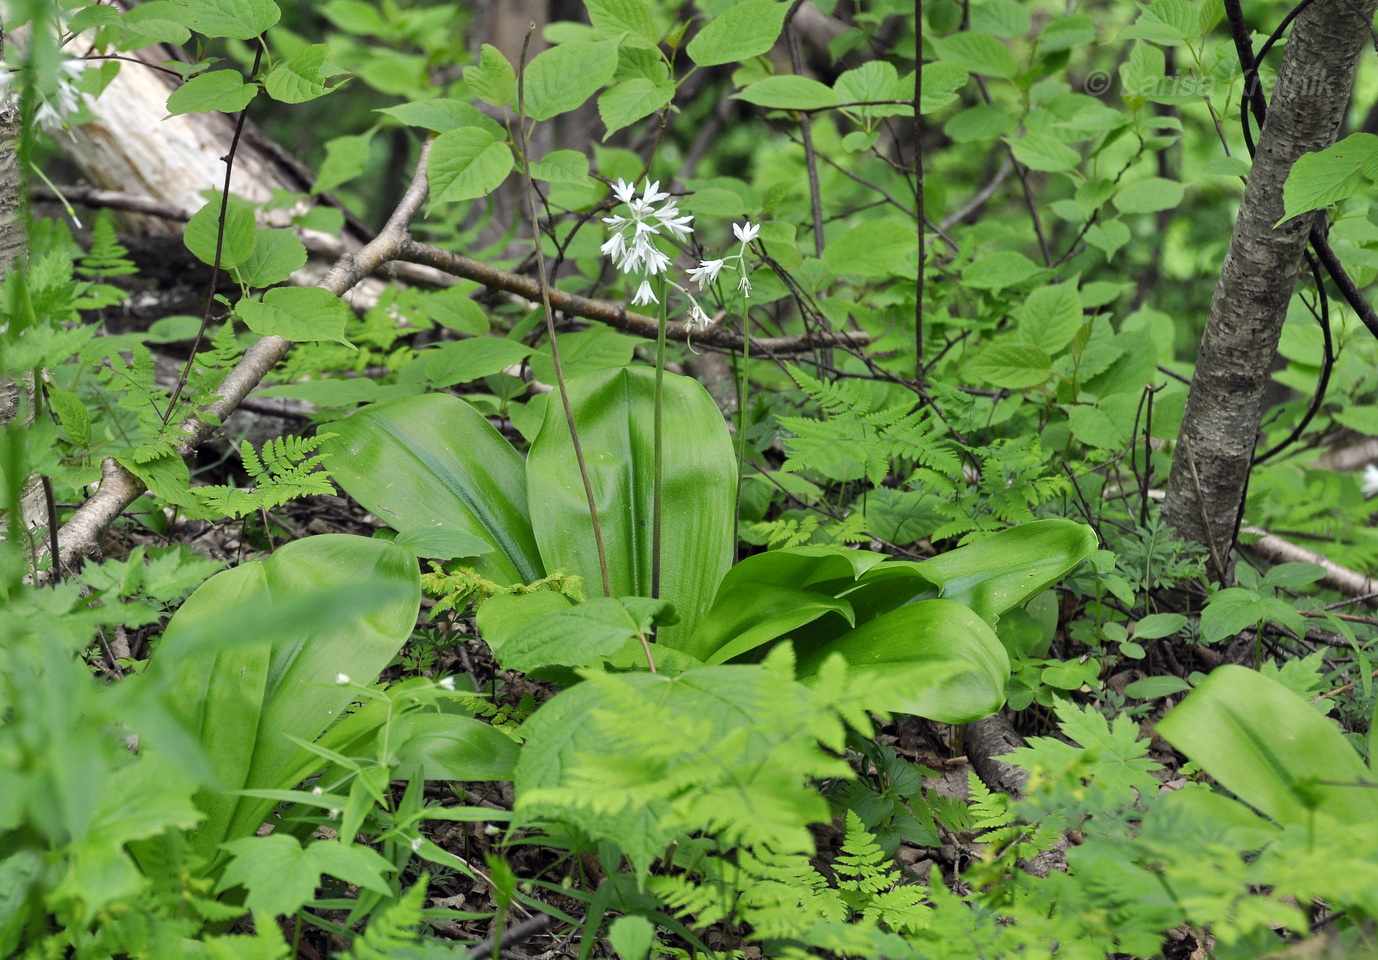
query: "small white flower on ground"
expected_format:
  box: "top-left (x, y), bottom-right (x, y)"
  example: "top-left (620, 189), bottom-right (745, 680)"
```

top-left (335, 673), bottom-right (351, 685)
top-left (687, 258), bottom-right (725, 290)
top-left (411, 837), bottom-right (424, 852)
top-left (632, 279), bottom-right (658, 305)
top-left (438, 676), bottom-right (456, 691)
top-left (733, 221), bottom-right (761, 244)
top-left (311, 786), bottom-right (323, 796)
top-left (1363, 463), bottom-right (1378, 497)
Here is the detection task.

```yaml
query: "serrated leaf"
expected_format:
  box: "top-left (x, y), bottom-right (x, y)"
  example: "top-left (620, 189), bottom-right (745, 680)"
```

top-left (177, 0), bottom-right (279, 40)
top-left (464, 43), bottom-right (516, 107)
top-left (236, 287), bottom-right (351, 343)
top-left (930, 31), bottom-right (1017, 80)
top-left (823, 219), bottom-right (914, 277)
top-left (166, 70), bottom-right (257, 116)
top-left (1065, 404), bottom-right (1128, 450)
top-left (1006, 132), bottom-right (1081, 172)
top-left (263, 44), bottom-right (337, 104)
top-left (921, 60), bottom-right (968, 113)
top-left (427, 127), bottom-right (514, 207)
top-left (479, 594), bottom-right (672, 672)
top-left (967, 342), bottom-right (1052, 389)
top-left (530, 149), bottom-right (591, 184)
top-left (687, 0), bottom-right (790, 66)
top-left (599, 77), bottom-right (675, 137)
top-left (734, 75), bottom-right (839, 110)
top-left (313, 131), bottom-right (374, 194)
top-left (47, 386), bottom-right (90, 447)
top-left (121, 2), bottom-right (193, 46)
top-left (231, 229), bottom-right (307, 288)
top-left (1113, 177), bottom-right (1186, 214)
top-left (587, 0), bottom-right (661, 49)
top-left (961, 250), bottom-right (1041, 290)
top-left (184, 194), bottom-right (257, 269)
top-left (1017, 283), bottom-right (1083, 353)
top-left (835, 61), bottom-right (909, 120)
top-left (422, 337), bottom-right (533, 388)
top-left (1280, 133), bottom-right (1378, 223)
top-left (523, 39), bottom-right (621, 121)
top-left (377, 98), bottom-right (503, 137)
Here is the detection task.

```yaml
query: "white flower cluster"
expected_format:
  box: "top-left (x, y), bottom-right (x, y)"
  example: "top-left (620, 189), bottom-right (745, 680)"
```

top-left (601, 178), bottom-right (760, 332)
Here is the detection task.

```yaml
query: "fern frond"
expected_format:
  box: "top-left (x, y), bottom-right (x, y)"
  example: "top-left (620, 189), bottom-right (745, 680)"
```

top-left (342, 878), bottom-right (427, 960)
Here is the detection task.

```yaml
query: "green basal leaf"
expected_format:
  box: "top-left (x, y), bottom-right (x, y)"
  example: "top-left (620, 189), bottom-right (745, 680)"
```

top-left (796, 599), bottom-right (1010, 723)
top-left (1157, 666), bottom-right (1378, 826)
top-left (144, 535), bottom-right (419, 865)
top-left (323, 393), bottom-right (544, 585)
top-left (527, 367), bottom-right (736, 648)
top-left (916, 519), bottom-right (1098, 623)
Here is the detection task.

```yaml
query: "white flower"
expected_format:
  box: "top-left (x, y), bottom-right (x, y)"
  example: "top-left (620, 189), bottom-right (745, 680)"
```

top-left (411, 836), bottom-right (424, 852)
top-left (733, 221), bottom-right (761, 244)
top-left (687, 258), bottom-right (725, 290)
top-left (311, 786), bottom-right (324, 796)
top-left (602, 178), bottom-right (693, 279)
top-left (631, 279), bottom-right (658, 305)
top-left (1363, 463), bottom-right (1378, 497)
top-left (738, 275), bottom-right (752, 298)
top-left (438, 676), bottom-right (456, 691)
top-left (335, 673), bottom-right (351, 685)
top-left (686, 299), bottom-right (713, 331)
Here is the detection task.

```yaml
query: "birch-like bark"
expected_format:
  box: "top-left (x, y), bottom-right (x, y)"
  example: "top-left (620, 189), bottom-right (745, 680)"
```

top-left (1161, 0), bottom-right (1378, 573)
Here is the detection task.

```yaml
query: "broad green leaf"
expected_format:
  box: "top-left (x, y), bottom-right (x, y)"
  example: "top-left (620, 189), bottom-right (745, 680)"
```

top-left (323, 394), bottom-right (544, 584)
top-left (522, 39), bottom-right (621, 121)
top-left (587, 0), bottom-right (661, 49)
top-left (930, 31), bottom-right (1017, 80)
top-left (428, 127), bottom-right (514, 207)
top-left (184, 193), bottom-right (256, 269)
top-left (1038, 12), bottom-right (1095, 50)
top-left (166, 70), bottom-right (257, 116)
top-left (527, 367), bottom-right (736, 648)
top-left (687, 0), bottom-right (790, 66)
top-left (917, 519), bottom-right (1098, 623)
top-left (734, 75), bottom-right (840, 110)
top-left (421, 337), bottom-right (533, 388)
top-left (1281, 133), bottom-right (1378, 223)
top-left (1006, 132), bottom-right (1081, 172)
top-left (1017, 283), bottom-right (1083, 353)
top-left (236, 287), bottom-right (350, 344)
top-left (121, 2), bottom-right (193, 46)
top-left (1065, 403), bottom-right (1128, 450)
top-left (599, 77), bottom-right (676, 137)
top-left (478, 593), bottom-right (672, 671)
top-left (1113, 177), bottom-right (1185, 214)
top-left (390, 713), bottom-right (521, 781)
top-left (821, 217), bottom-right (909, 275)
top-left (377, 98), bottom-right (504, 137)
top-left (464, 43), bottom-right (517, 107)
top-left (218, 836), bottom-right (392, 918)
top-left (1157, 666), bottom-right (1378, 826)
top-left (1133, 613), bottom-right (1188, 640)
top-left (921, 61), bottom-right (968, 113)
top-left (528, 326), bottom-right (638, 385)
top-left (961, 250), bottom-right (1041, 290)
top-left (945, 103), bottom-right (1017, 142)
top-left (967, 342), bottom-right (1052, 389)
top-left (796, 599), bottom-right (1009, 723)
top-left (609, 916), bottom-right (656, 960)
top-left (263, 44), bottom-right (338, 104)
top-left (530, 149), bottom-right (592, 184)
top-left (176, 0), bottom-right (279, 39)
top-left (231, 228), bottom-right (307, 288)
top-left (835, 61), bottom-right (909, 120)
top-left (971, 0), bottom-right (1031, 38)
top-left (693, 584), bottom-right (855, 665)
top-left (823, 219), bottom-right (913, 277)
top-left (313, 131), bottom-right (374, 194)
top-left (147, 536), bottom-right (419, 864)
top-left (390, 526), bottom-right (493, 561)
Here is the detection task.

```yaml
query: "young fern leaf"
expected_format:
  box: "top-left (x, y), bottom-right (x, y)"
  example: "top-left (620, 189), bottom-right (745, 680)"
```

top-left (192, 433), bottom-right (337, 519)
top-left (341, 877), bottom-right (427, 960)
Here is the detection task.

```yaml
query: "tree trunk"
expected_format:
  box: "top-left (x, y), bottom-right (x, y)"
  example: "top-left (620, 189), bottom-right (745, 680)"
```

top-left (1160, 0), bottom-right (1378, 577)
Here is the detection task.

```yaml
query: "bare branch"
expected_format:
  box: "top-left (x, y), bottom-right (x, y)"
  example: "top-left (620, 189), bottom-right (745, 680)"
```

top-left (396, 239), bottom-right (872, 355)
